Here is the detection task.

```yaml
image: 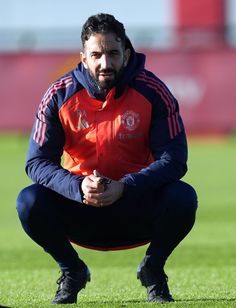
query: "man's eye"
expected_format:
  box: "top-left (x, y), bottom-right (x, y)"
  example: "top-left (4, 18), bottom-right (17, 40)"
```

top-left (111, 51), bottom-right (119, 55)
top-left (91, 53), bottom-right (101, 58)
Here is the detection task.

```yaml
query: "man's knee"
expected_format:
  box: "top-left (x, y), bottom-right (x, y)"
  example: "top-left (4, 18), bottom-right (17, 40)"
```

top-left (16, 184), bottom-right (45, 222)
top-left (175, 181), bottom-right (197, 206)
top-left (161, 181), bottom-right (198, 215)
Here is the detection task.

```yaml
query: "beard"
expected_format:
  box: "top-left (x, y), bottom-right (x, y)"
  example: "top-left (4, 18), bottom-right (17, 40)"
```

top-left (87, 64), bottom-right (125, 91)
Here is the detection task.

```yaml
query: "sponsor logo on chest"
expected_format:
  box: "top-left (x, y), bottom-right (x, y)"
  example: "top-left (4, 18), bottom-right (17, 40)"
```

top-left (76, 109), bottom-right (90, 129)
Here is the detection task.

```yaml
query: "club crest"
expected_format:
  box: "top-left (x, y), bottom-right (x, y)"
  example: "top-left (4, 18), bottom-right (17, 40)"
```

top-left (121, 110), bottom-right (140, 131)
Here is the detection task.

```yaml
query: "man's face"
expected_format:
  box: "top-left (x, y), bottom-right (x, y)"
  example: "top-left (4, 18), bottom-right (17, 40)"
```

top-left (81, 32), bottom-right (130, 90)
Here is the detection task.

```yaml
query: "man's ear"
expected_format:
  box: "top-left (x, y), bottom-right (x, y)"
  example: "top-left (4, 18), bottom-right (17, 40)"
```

top-left (80, 51), bottom-right (88, 69)
top-left (124, 48), bottom-right (131, 67)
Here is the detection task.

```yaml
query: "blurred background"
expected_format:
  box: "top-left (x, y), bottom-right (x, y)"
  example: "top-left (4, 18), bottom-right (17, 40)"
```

top-left (0, 0), bottom-right (236, 135)
top-left (0, 1), bottom-right (236, 306)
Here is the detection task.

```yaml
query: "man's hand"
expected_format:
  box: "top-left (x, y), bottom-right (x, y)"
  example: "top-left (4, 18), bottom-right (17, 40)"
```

top-left (81, 170), bottom-right (124, 207)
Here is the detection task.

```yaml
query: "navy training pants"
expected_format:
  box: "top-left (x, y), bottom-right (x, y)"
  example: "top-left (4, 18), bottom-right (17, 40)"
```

top-left (16, 181), bottom-right (197, 271)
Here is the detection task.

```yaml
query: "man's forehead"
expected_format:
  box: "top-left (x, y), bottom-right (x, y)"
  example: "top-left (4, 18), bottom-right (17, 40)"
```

top-left (84, 33), bottom-right (123, 52)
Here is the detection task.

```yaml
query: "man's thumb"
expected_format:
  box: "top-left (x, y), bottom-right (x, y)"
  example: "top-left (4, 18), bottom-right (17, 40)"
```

top-left (93, 169), bottom-right (101, 177)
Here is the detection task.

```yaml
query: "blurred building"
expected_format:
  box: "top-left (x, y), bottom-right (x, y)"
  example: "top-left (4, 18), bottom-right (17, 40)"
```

top-left (0, 0), bottom-right (236, 134)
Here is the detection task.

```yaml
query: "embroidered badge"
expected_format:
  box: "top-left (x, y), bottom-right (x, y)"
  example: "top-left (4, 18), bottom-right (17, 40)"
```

top-left (121, 110), bottom-right (140, 131)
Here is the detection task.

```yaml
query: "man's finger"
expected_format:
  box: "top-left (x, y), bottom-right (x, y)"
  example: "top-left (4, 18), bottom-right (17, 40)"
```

top-left (83, 198), bottom-right (112, 207)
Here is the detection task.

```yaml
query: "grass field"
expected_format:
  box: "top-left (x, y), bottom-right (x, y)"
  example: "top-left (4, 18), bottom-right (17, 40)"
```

top-left (0, 134), bottom-right (235, 308)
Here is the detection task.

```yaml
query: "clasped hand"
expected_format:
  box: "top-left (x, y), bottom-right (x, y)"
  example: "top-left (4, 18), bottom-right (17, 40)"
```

top-left (81, 170), bottom-right (124, 207)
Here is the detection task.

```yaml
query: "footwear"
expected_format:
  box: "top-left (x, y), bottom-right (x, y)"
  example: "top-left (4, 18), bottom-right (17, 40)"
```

top-left (51, 264), bottom-right (91, 304)
top-left (137, 258), bottom-right (174, 303)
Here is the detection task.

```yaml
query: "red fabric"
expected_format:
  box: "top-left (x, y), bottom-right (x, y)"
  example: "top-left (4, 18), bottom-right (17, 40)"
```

top-left (59, 86), bottom-right (154, 179)
top-left (69, 239), bottom-right (149, 251)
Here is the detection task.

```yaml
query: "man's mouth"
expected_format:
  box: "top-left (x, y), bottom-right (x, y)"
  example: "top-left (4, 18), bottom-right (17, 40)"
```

top-left (98, 71), bottom-right (115, 78)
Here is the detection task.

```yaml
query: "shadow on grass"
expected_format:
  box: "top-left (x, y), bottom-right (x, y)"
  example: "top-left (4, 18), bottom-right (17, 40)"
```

top-left (82, 299), bottom-right (147, 304)
top-left (81, 297), bottom-right (236, 305)
top-left (176, 298), bottom-right (236, 302)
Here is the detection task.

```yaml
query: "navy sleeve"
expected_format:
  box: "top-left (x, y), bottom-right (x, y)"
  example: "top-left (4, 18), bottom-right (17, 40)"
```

top-left (120, 77), bottom-right (188, 198)
top-left (25, 89), bottom-right (84, 203)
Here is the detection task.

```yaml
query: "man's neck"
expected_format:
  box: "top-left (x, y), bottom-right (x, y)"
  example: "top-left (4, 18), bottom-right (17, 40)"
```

top-left (94, 87), bottom-right (109, 102)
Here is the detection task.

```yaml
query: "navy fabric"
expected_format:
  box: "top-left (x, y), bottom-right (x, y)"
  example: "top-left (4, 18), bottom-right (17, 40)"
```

top-left (16, 181), bottom-right (197, 271)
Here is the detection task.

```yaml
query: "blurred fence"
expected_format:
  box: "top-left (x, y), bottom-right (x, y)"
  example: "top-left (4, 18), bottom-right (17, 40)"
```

top-left (1, 45), bottom-right (236, 135)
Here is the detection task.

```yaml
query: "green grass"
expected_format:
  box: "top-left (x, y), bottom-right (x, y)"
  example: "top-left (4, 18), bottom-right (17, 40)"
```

top-left (0, 134), bottom-right (236, 307)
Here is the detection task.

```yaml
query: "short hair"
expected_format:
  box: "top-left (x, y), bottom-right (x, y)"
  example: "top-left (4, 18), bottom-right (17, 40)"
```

top-left (81, 13), bottom-right (126, 48)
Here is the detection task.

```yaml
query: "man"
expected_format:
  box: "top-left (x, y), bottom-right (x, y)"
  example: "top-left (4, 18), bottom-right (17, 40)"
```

top-left (16, 13), bottom-right (197, 304)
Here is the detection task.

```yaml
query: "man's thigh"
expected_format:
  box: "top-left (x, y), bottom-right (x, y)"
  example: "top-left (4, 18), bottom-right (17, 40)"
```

top-left (66, 192), bottom-right (159, 248)
top-left (17, 184), bottom-right (154, 247)
top-left (21, 182), bottom-right (191, 248)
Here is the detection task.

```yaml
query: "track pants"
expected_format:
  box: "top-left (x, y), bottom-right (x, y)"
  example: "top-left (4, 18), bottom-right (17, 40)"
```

top-left (16, 181), bottom-right (197, 272)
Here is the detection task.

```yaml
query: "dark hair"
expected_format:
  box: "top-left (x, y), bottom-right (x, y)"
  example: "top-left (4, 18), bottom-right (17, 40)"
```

top-left (81, 13), bottom-right (126, 48)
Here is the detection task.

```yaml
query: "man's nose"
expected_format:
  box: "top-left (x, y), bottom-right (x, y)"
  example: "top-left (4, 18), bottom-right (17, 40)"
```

top-left (100, 54), bottom-right (111, 69)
